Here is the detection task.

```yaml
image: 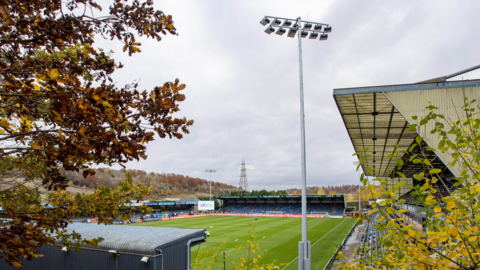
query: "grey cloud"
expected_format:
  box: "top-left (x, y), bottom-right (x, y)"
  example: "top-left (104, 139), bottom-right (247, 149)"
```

top-left (99, 0), bottom-right (480, 190)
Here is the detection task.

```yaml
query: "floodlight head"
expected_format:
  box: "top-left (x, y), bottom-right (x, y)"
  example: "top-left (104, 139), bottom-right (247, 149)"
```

top-left (313, 25), bottom-right (322, 32)
top-left (275, 27), bottom-right (286, 36)
top-left (282, 20), bottom-right (292, 27)
top-left (287, 27), bottom-right (298, 38)
top-left (309, 32), bottom-right (319, 39)
top-left (272, 19), bottom-right (281, 26)
top-left (324, 26), bottom-right (332, 33)
top-left (300, 31), bottom-right (308, 38)
top-left (61, 246), bottom-right (68, 252)
top-left (108, 250), bottom-right (117, 254)
top-left (264, 26), bottom-right (275, 34)
top-left (320, 34), bottom-right (328, 40)
top-left (303, 23), bottom-right (312, 30)
top-left (141, 257), bottom-right (149, 263)
top-left (260, 17), bottom-right (271, 26)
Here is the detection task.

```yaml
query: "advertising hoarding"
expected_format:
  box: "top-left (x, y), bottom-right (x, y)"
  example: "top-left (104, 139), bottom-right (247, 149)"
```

top-left (198, 201), bottom-right (215, 210)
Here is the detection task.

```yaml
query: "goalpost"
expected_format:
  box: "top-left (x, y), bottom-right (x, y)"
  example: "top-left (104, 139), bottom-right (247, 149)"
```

top-left (265, 211), bottom-right (284, 216)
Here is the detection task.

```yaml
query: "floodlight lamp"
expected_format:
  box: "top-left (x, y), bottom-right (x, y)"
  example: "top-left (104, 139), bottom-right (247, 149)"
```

top-left (303, 23), bottom-right (312, 30)
top-left (108, 250), bottom-right (117, 254)
top-left (300, 31), bottom-right (308, 38)
top-left (260, 17), bottom-right (271, 26)
top-left (264, 26), bottom-right (275, 34)
top-left (313, 25), bottom-right (322, 32)
top-left (320, 34), bottom-right (328, 40)
top-left (272, 19), bottom-right (281, 26)
top-left (275, 27), bottom-right (286, 36)
top-left (324, 26), bottom-right (332, 33)
top-left (61, 246), bottom-right (67, 252)
top-left (287, 27), bottom-right (298, 38)
top-left (282, 20), bottom-right (292, 27)
top-left (309, 32), bottom-right (319, 39)
top-left (141, 257), bottom-right (149, 263)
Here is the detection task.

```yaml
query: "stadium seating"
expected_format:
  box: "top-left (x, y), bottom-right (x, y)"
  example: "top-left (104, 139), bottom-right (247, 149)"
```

top-left (333, 203), bottom-right (345, 215)
top-left (250, 203), bottom-right (277, 214)
top-left (227, 203), bottom-right (255, 214)
top-left (306, 203), bottom-right (334, 214)
top-left (219, 203), bottom-right (346, 215)
top-left (277, 203), bottom-right (302, 214)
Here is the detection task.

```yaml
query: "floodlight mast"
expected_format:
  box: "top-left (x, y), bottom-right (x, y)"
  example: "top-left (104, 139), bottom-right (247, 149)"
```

top-left (205, 170), bottom-right (216, 201)
top-left (260, 15), bottom-right (332, 270)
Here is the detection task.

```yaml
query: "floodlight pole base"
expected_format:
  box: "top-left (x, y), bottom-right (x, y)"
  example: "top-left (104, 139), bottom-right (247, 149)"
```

top-left (298, 241), bottom-right (311, 270)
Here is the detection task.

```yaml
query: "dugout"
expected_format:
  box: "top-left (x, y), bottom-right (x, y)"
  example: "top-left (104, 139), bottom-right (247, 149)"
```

top-left (2, 223), bottom-right (205, 270)
top-left (333, 77), bottom-right (480, 198)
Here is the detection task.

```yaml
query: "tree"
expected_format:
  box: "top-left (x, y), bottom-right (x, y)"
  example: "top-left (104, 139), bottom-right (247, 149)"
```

top-left (317, 187), bottom-right (325, 195)
top-left (338, 97), bottom-right (480, 270)
top-left (0, 0), bottom-right (192, 267)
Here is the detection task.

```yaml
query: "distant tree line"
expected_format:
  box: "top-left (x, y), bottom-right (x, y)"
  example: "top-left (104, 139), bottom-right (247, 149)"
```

top-left (228, 189), bottom-right (288, 196)
top-left (64, 168), bottom-right (237, 198)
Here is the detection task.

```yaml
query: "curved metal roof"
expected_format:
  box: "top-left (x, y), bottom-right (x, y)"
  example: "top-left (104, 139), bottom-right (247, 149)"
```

top-left (60, 223), bottom-right (204, 255)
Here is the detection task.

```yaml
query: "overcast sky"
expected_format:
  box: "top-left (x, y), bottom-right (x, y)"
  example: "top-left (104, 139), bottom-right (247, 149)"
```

top-left (98, 0), bottom-right (480, 191)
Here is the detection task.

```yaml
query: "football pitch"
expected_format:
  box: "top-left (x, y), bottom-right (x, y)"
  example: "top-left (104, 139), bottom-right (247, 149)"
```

top-left (131, 216), bottom-right (356, 269)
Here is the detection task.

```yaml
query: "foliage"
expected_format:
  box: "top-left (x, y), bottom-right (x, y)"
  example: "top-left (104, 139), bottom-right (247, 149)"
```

top-left (192, 223), bottom-right (283, 270)
top-left (229, 189), bottom-right (288, 196)
top-left (337, 97), bottom-right (480, 270)
top-left (64, 168), bottom-right (236, 196)
top-left (0, 0), bottom-right (192, 267)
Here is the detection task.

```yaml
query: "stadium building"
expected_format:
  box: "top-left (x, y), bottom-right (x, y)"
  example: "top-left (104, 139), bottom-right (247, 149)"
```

top-left (215, 195), bottom-right (346, 216)
top-left (334, 76), bottom-right (480, 198)
top-left (2, 223), bottom-right (205, 270)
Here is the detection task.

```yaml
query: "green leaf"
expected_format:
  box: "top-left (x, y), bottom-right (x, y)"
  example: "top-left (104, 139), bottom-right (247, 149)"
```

top-left (397, 171), bottom-right (406, 179)
top-left (425, 146), bottom-right (436, 152)
top-left (416, 136), bottom-right (422, 143)
top-left (412, 115), bottom-right (418, 120)
top-left (396, 159), bottom-right (404, 170)
top-left (413, 172), bottom-right (424, 181)
top-left (408, 143), bottom-right (417, 152)
top-left (387, 153), bottom-right (394, 159)
top-left (395, 181), bottom-right (406, 189)
top-left (367, 167), bottom-right (374, 175)
top-left (420, 118), bottom-right (428, 125)
top-left (412, 159), bottom-right (422, 163)
top-left (423, 159), bottom-right (431, 166)
top-left (397, 199), bottom-right (405, 205)
top-left (409, 154), bottom-right (418, 162)
top-left (429, 168), bottom-right (441, 174)
top-left (408, 124), bottom-right (417, 132)
top-left (438, 140), bottom-right (445, 150)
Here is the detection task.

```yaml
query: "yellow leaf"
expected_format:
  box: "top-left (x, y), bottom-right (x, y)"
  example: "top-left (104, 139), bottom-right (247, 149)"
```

top-left (32, 144), bottom-right (42, 150)
top-left (33, 84), bottom-right (40, 91)
top-left (469, 236), bottom-right (478, 242)
top-left (435, 213), bottom-right (444, 218)
top-left (49, 69), bottom-right (60, 79)
top-left (78, 126), bottom-right (87, 136)
top-left (446, 201), bottom-right (455, 210)
top-left (408, 230), bottom-right (416, 237)
top-left (434, 206), bottom-right (442, 213)
top-left (448, 226), bottom-right (458, 237)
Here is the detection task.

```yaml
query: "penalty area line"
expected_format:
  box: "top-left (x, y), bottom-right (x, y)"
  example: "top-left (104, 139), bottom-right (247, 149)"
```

top-left (280, 219), bottom-right (347, 270)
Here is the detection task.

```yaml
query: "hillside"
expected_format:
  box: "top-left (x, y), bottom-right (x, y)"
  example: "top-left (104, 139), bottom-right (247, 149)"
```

top-left (63, 168), bottom-right (237, 198)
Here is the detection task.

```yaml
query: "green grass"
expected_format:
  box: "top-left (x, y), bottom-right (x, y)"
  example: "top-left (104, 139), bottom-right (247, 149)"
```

top-left (130, 216), bottom-right (356, 269)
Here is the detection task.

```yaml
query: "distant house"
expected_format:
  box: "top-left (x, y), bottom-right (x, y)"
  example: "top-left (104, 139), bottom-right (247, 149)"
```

top-left (2, 223), bottom-right (205, 270)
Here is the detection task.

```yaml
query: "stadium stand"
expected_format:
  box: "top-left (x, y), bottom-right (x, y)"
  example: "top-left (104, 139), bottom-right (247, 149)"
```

top-left (249, 203), bottom-right (277, 214)
top-left (215, 195), bottom-right (347, 215)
